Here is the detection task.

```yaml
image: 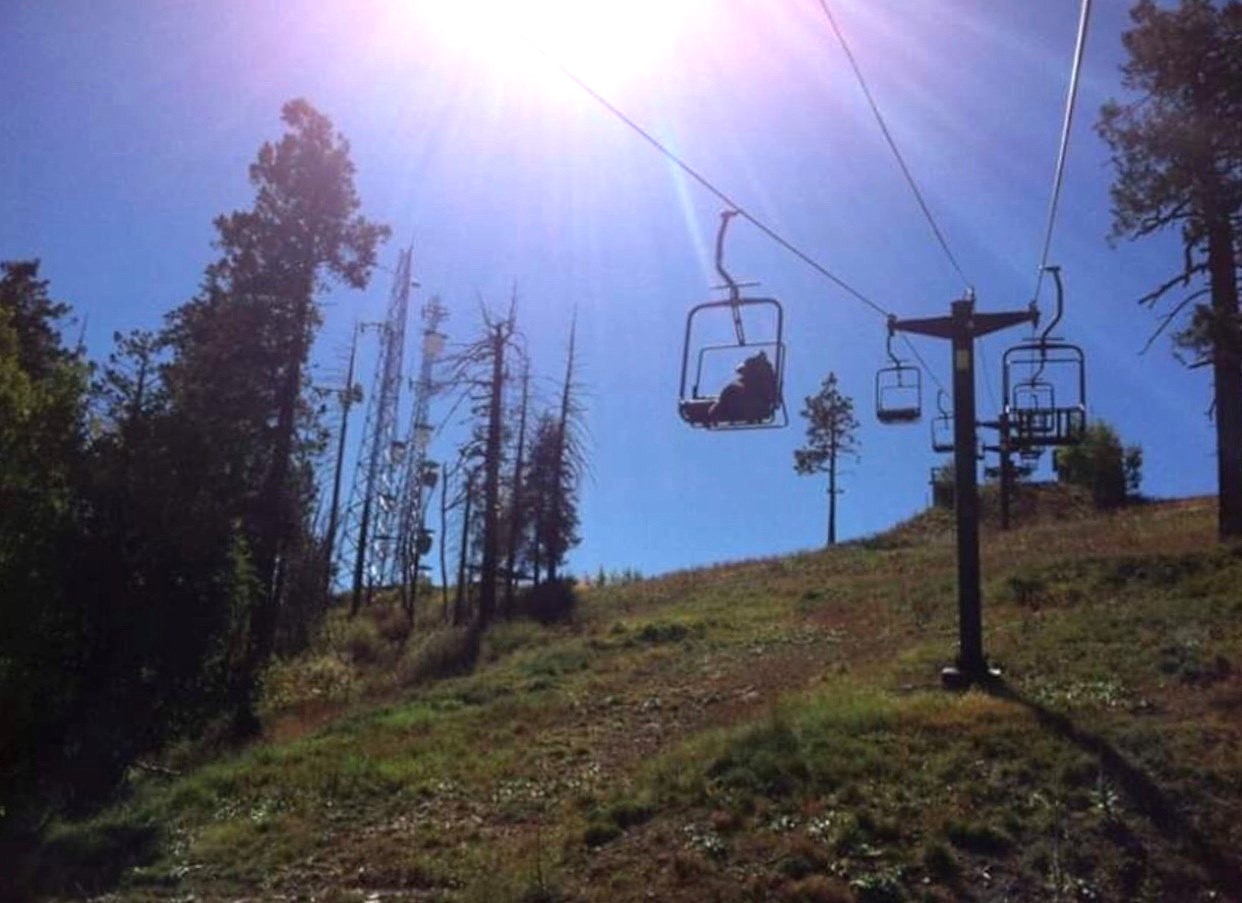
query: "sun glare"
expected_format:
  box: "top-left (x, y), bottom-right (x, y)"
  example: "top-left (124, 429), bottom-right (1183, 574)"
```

top-left (424, 0), bottom-right (704, 93)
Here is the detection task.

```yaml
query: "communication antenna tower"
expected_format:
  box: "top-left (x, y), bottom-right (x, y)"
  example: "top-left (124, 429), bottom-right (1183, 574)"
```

top-left (341, 246), bottom-right (415, 614)
top-left (395, 295), bottom-right (449, 618)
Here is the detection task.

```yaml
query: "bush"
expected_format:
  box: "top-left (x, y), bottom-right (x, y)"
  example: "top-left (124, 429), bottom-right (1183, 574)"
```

top-left (514, 578), bottom-right (578, 625)
top-left (396, 627), bottom-right (478, 687)
top-left (372, 605), bottom-right (412, 646)
top-left (1053, 420), bottom-right (1142, 509)
top-left (258, 654), bottom-right (358, 716)
top-left (339, 618), bottom-right (385, 665)
top-left (481, 620), bottom-right (545, 662)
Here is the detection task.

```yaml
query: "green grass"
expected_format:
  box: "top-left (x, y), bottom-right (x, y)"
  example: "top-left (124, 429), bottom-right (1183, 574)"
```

top-left (28, 492), bottom-right (1242, 902)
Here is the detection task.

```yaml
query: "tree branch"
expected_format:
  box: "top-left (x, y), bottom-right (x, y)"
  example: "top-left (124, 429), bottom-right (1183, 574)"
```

top-left (1137, 264), bottom-right (1208, 307)
top-left (1140, 288), bottom-right (1210, 354)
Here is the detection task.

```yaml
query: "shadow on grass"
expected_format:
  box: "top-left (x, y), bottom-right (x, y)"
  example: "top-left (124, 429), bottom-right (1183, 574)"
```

top-left (987, 680), bottom-right (1242, 902)
top-left (1, 819), bottom-right (161, 902)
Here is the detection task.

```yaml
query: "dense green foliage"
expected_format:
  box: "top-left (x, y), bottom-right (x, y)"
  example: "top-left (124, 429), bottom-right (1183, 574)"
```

top-left (1054, 421), bottom-right (1143, 509)
top-left (0, 262), bottom-right (91, 830)
top-left (0, 99), bottom-right (388, 865)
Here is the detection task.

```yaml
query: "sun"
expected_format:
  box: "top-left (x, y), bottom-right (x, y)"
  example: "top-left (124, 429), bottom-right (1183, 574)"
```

top-left (423, 0), bottom-right (704, 93)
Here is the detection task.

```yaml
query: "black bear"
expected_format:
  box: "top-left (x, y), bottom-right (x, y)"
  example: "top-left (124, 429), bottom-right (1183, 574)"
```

top-left (708, 351), bottom-right (778, 425)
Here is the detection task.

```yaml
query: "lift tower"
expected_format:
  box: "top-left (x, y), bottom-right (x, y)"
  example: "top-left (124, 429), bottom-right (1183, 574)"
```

top-left (891, 294), bottom-right (1036, 686)
top-left (342, 247), bottom-right (414, 615)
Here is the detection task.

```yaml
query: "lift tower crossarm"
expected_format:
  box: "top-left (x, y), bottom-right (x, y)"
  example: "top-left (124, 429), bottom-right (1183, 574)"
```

top-left (891, 308), bottom-right (1035, 341)
top-left (890, 297), bottom-right (1037, 687)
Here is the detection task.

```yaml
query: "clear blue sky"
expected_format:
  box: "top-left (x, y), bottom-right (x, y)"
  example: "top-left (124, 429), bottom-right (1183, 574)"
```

top-left (1, 1), bottom-right (1217, 580)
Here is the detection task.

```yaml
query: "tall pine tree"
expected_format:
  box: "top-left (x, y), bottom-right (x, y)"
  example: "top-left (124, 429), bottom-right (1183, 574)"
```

top-left (162, 99), bottom-right (389, 728)
top-left (794, 372), bottom-right (860, 546)
top-left (1098, 0), bottom-right (1242, 536)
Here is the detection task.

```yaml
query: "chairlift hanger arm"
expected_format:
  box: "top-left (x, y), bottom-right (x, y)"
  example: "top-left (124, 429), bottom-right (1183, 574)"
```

top-left (1039, 265), bottom-right (1064, 342)
top-left (714, 210), bottom-right (741, 299)
top-left (714, 209), bottom-right (748, 344)
top-left (885, 315), bottom-right (903, 365)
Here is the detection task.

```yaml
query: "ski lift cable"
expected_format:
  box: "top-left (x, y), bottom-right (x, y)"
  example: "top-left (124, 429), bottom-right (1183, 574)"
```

top-left (517, 34), bottom-right (891, 321)
top-left (1032, 0), bottom-right (1093, 306)
top-left (514, 26), bottom-right (951, 399)
top-left (815, 0), bottom-right (972, 292)
top-left (898, 334), bottom-right (947, 397)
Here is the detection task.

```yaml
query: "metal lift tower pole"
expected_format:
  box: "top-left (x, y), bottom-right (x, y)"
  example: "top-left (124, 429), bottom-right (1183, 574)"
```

top-left (342, 247), bottom-right (415, 615)
top-left (892, 294), bottom-right (1035, 686)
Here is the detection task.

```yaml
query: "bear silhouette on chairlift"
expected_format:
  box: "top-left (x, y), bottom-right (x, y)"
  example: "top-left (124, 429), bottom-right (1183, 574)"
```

top-left (703, 350), bottom-right (778, 426)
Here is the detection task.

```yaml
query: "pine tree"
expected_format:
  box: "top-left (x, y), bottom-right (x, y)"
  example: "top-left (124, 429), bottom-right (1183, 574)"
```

top-left (523, 318), bottom-right (585, 584)
top-left (161, 99), bottom-right (389, 729)
top-left (794, 372), bottom-right (860, 546)
top-left (0, 261), bottom-right (88, 832)
top-left (1097, 0), bottom-right (1242, 536)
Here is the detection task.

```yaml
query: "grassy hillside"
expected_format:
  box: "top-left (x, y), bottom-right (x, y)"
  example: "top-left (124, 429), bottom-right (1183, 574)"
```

top-left (26, 493), bottom-right (1242, 901)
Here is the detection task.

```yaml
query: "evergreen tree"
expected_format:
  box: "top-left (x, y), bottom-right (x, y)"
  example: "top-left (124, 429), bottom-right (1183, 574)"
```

top-left (1097, 0), bottom-right (1242, 536)
top-left (794, 372), bottom-right (860, 546)
top-left (161, 99), bottom-right (388, 728)
top-left (1053, 420), bottom-right (1143, 509)
top-left (523, 319), bottom-right (585, 584)
top-left (524, 412), bottom-right (581, 582)
top-left (0, 261), bottom-right (89, 832)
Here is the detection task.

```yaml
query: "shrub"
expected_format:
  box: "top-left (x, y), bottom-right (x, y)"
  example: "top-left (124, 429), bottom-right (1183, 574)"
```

top-left (258, 654), bottom-right (358, 716)
top-left (1053, 420), bottom-right (1142, 509)
top-left (481, 620), bottom-right (545, 661)
top-left (707, 718), bottom-right (809, 799)
top-left (396, 627), bottom-right (478, 687)
top-left (514, 578), bottom-right (578, 625)
top-left (339, 617), bottom-right (384, 665)
top-left (372, 605), bottom-right (412, 646)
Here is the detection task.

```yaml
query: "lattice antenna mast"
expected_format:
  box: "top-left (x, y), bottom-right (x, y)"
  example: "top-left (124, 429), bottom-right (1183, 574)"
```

top-left (342, 246), bottom-right (415, 615)
top-left (395, 295), bottom-right (449, 617)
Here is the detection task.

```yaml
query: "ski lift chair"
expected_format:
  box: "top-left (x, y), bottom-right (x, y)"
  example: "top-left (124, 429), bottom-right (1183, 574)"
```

top-left (678, 298), bottom-right (787, 429)
top-left (1004, 264), bottom-right (1088, 449)
top-left (1003, 340), bottom-right (1086, 448)
top-left (876, 326), bottom-right (922, 424)
top-left (678, 210), bottom-right (787, 430)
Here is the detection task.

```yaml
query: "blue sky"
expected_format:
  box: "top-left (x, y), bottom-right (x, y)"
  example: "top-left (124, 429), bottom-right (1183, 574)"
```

top-left (1, 1), bottom-right (1217, 579)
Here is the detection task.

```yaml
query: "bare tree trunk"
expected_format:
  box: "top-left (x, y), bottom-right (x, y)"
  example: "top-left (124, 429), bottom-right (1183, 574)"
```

top-left (240, 282), bottom-right (312, 733)
top-left (454, 471), bottom-right (474, 626)
top-left (477, 324), bottom-right (506, 626)
top-left (439, 459), bottom-right (451, 623)
top-left (1208, 212), bottom-right (1242, 537)
top-left (504, 363), bottom-right (530, 618)
top-left (827, 451), bottom-right (837, 546)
